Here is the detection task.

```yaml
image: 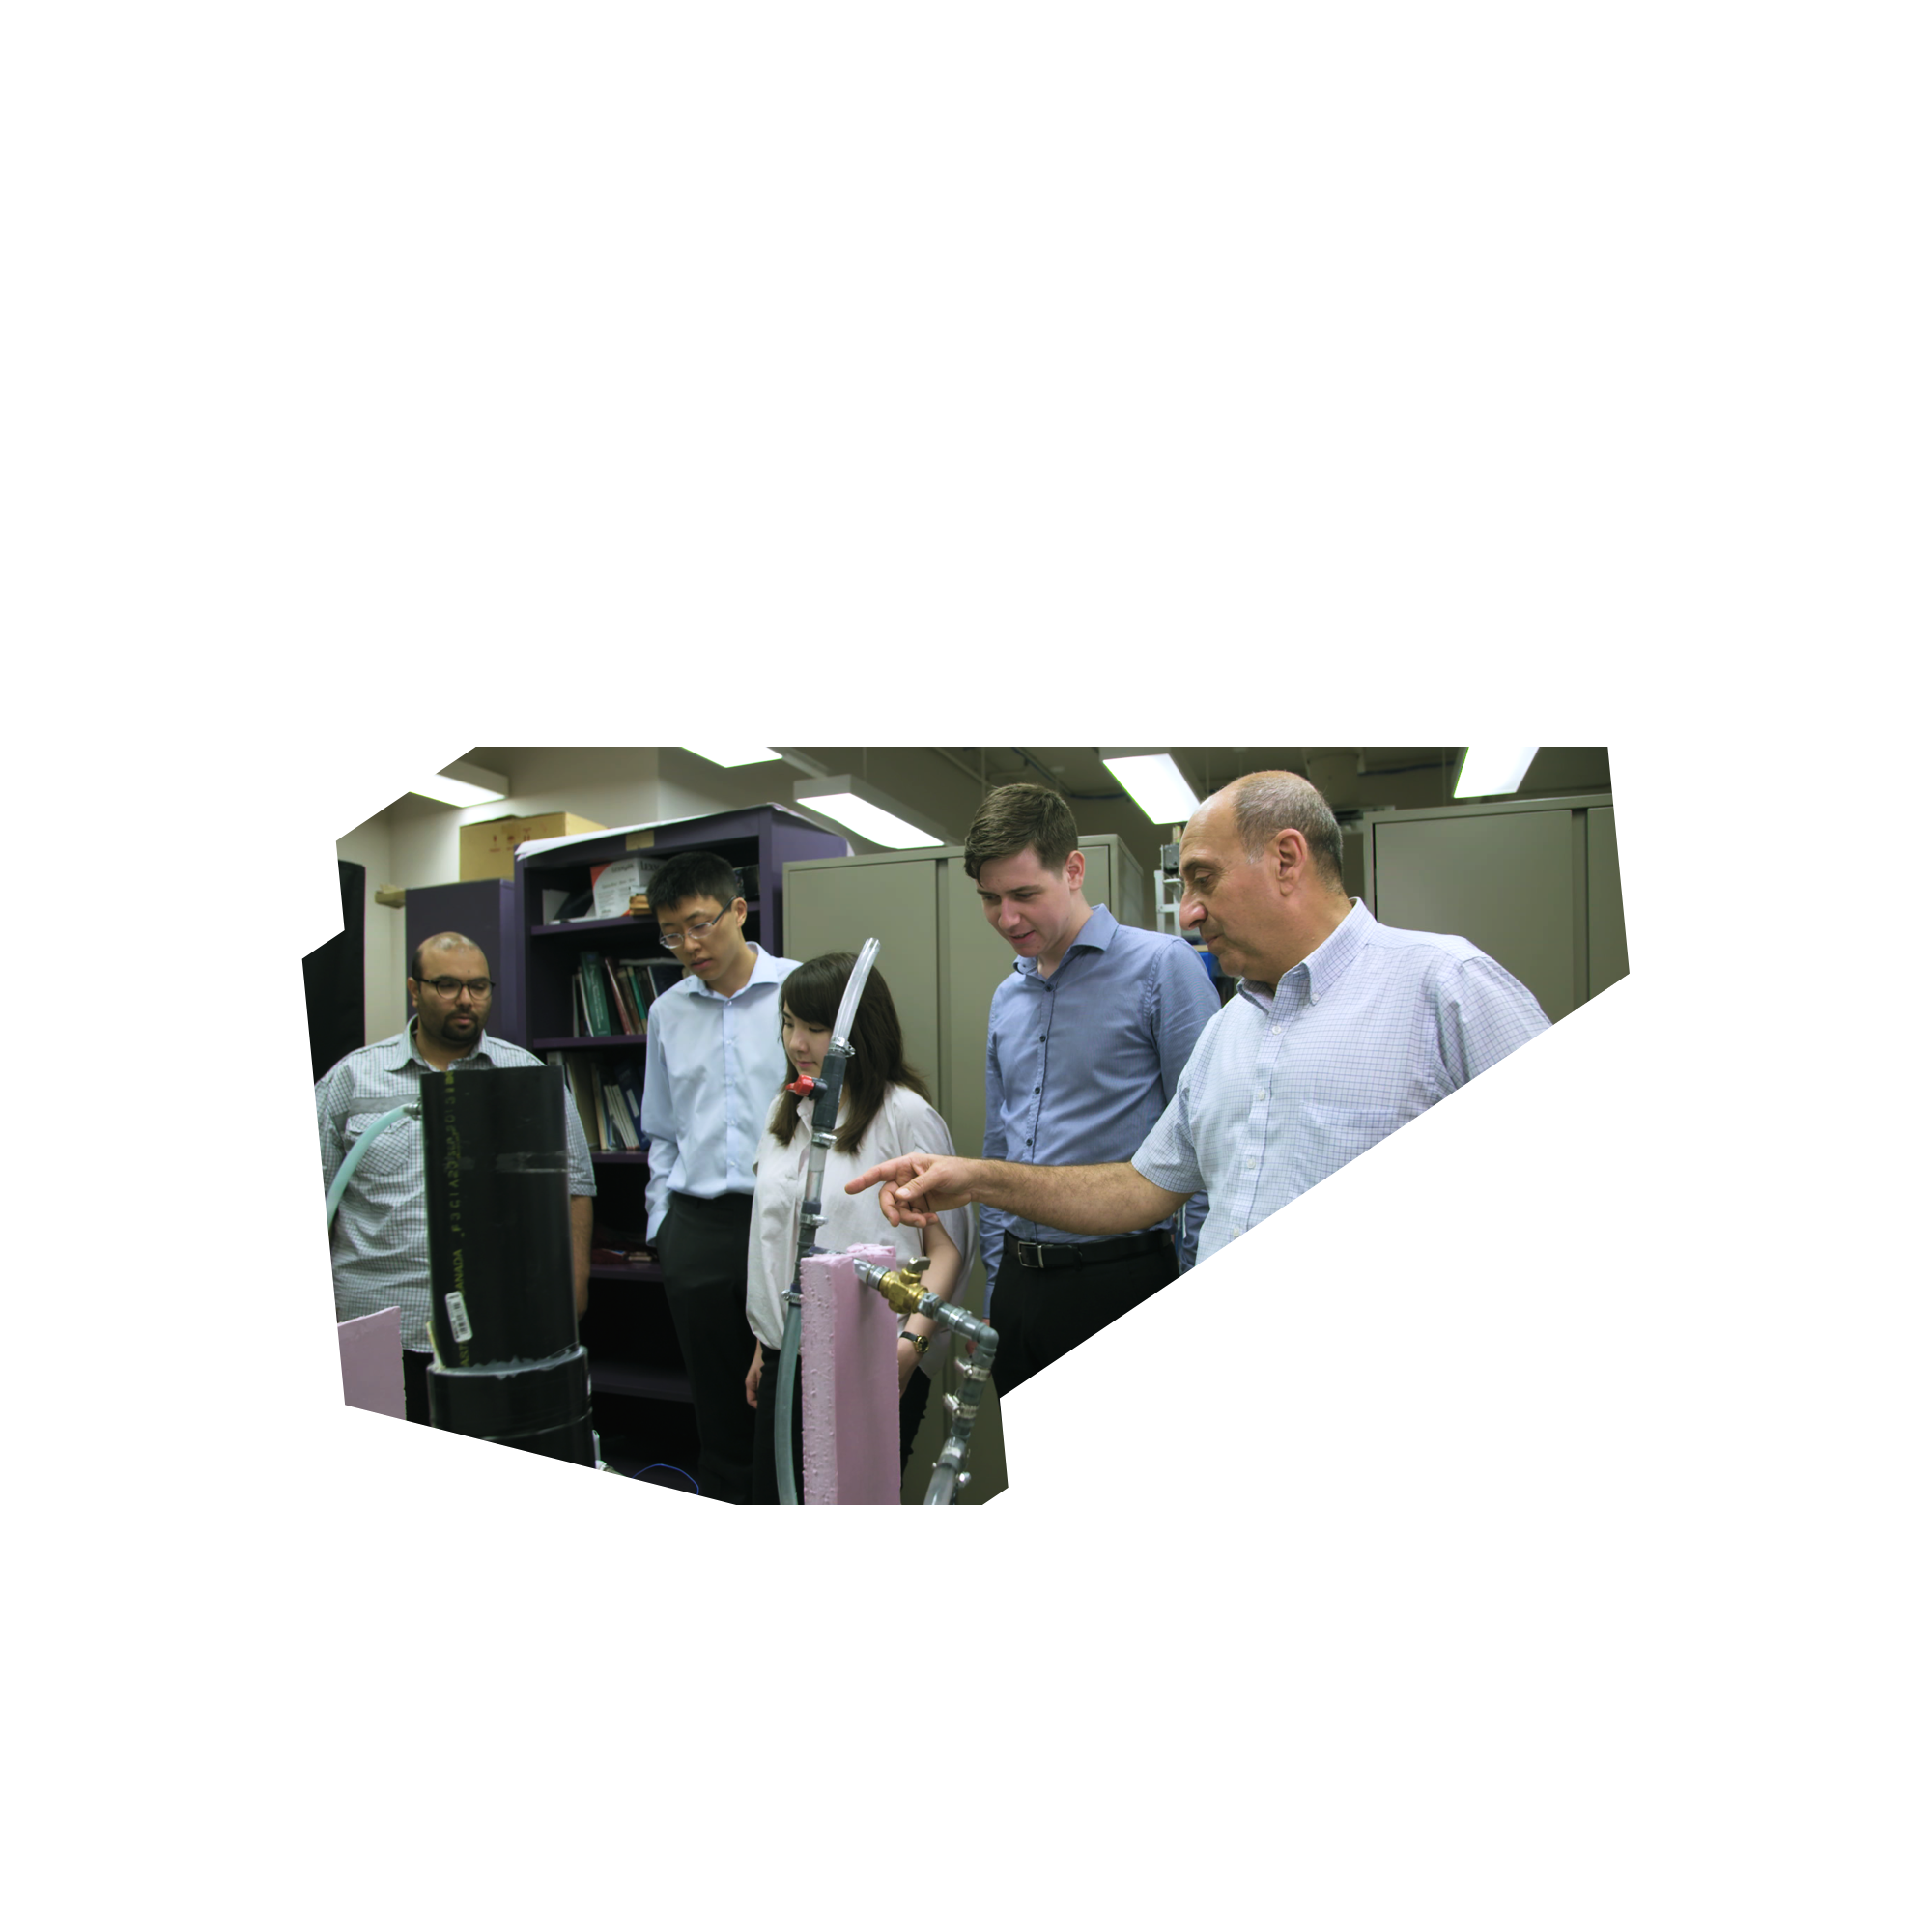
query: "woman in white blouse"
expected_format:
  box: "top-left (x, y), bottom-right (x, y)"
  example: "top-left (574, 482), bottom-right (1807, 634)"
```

top-left (744, 952), bottom-right (973, 1503)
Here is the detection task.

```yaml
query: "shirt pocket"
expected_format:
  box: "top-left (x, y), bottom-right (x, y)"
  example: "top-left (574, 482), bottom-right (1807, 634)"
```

top-left (342, 1111), bottom-right (418, 1179)
top-left (1302, 1101), bottom-right (1414, 1166)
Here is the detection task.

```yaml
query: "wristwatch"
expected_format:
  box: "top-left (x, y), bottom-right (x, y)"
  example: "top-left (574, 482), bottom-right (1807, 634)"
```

top-left (900, 1329), bottom-right (930, 1356)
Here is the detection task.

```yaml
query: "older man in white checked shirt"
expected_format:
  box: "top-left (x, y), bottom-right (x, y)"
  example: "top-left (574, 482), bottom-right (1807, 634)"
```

top-left (848, 770), bottom-right (1551, 1265)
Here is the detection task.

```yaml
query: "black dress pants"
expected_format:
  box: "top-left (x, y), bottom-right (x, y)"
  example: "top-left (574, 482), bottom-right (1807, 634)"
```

top-left (989, 1240), bottom-right (1179, 1396)
top-left (657, 1191), bottom-right (758, 1505)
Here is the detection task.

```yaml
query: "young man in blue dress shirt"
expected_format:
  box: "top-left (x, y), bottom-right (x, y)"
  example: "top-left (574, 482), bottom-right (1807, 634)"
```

top-left (966, 784), bottom-right (1220, 1393)
top-left (638, 852), bottom-right (798, 1504)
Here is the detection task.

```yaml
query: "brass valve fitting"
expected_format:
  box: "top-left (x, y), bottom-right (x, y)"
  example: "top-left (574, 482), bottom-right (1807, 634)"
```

top-left (859, 1253), bottom-right (930, 1315)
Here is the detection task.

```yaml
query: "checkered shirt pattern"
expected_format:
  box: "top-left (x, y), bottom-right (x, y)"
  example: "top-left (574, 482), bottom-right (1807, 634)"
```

top-left (318, 1023), bottom-right (596, 1350)
top-left (1131, 901), bottom-right (1549, 1264)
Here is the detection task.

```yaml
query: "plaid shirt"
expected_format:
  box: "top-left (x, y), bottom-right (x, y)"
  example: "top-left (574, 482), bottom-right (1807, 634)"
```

top-left (318, 1020), bottom-right (596, 1350)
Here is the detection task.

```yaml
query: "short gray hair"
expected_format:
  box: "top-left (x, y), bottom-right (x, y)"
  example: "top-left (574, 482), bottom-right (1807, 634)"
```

top-left (1223, 771), bottom-right (1346, 892)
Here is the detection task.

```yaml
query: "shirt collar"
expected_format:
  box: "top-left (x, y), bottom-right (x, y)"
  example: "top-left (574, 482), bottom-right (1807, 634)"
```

top-left (391, 1016), bottom-right (504, 1069)
top-left (1242, 899), bottom-right (1375, 1007)
top-left (1012, 903), bottom-right (1116, 980)
top-left (687, 942), bottom-right (784, 1002)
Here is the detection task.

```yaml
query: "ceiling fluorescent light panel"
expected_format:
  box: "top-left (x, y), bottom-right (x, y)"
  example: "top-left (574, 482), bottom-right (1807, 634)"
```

top-left (412, 758), bottom-right (510, 808)
top-left (793, 775), bottom-right (948, 849)
top-left (1101, 752), bottom-right (1201, 825)
top-left (684, 744), bottom-right (782, 768)
top-left (810, 792), bottom-right (938, 847)
top-left (1454, 746), bottom-right (1540, 798)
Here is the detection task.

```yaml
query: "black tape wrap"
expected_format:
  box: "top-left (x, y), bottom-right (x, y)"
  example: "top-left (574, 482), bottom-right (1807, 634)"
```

top-left (810, 1048), bottom-right (850, 1139)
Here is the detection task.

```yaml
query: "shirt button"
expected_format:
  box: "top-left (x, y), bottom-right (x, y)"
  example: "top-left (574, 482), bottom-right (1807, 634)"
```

top-left (1270, 1024), bottom-right (1281, 1035)
top-left (1246, 1156), bottom-right (1257, 1169)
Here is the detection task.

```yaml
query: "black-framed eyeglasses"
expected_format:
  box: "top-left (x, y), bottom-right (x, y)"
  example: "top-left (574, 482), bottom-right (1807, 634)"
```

top-left (421, 977), bottom-right (496, 999)
top-left (658, 905), bottom-right (738, 952)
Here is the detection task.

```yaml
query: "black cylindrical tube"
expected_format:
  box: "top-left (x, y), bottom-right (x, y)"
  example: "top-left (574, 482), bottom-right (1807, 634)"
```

top-left (418, 1063), bottom-right (592, 1464)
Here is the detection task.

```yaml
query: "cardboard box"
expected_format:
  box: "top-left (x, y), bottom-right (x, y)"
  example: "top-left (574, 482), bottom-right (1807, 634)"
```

top-left (460, 812), bottom-right (607, 881)
top-left (591, 853), bottom-right (665, 918)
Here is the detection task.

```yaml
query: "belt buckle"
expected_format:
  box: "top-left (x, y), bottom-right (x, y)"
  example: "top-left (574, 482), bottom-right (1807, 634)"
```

top-left (1016, 1240), bottom-right (1043, 1269)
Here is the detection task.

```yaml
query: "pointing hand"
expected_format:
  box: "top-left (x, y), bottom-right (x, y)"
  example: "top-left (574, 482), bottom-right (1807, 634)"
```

top-left (844, 1151), bottom-right (979, 1227)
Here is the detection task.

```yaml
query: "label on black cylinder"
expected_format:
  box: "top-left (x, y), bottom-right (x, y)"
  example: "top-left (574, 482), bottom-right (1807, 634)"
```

top-left (445, 1291), bottom-right (474, 1343)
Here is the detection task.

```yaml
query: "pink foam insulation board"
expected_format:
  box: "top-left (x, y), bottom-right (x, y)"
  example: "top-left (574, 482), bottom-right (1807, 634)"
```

top-left (800, 1243), bottom-right (901, 1504)
top-left (338, 1307), bottom-right (405, 1418)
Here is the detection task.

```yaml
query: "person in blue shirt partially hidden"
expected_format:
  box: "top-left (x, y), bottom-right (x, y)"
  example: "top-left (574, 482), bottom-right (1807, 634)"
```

top-left (964, 784), bottom-right (1219, 1394)
top-left (638, 851), bottom-right (798, 1505)
top-left (851, 770), bottom-right (1551, 1276)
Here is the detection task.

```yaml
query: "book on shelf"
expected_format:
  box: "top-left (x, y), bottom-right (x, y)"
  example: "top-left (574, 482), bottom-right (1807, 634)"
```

top-left (547, 1047), bottom-right (654, 1152)
top-left (645, 959), bottom-right (685, 999)
top-left (572, 943), bottom-right (641, 1036)
top-left (603, 1081), bottom-right (639, 1150)
top-left (615, 958), bottom-right (657, 1027)
top-left (567, 949), bottom-right (646, 1037)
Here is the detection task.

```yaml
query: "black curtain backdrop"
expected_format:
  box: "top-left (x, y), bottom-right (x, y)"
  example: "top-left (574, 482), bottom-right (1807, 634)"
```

top-left (304, 860), bottom-right (366, 1082)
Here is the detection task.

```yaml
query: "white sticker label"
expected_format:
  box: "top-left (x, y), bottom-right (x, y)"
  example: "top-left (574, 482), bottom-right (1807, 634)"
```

top-left (444, 1292), bottom-right (474, 1343)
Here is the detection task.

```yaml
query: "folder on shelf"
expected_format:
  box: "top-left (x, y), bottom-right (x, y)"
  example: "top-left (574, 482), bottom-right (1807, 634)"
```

top-left (617, 1067), bottom-right (646, 1145)
top-left (603, 955), bottom-right (640, 1035)
top-left (554, 1052), bottom-right (599, 1148)
top-left (579, 952), bottom-right (613, 1037)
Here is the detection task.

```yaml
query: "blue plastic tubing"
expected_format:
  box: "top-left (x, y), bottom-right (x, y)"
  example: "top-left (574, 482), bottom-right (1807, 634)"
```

top-left (324, 1104), bottom-right (415, 1229)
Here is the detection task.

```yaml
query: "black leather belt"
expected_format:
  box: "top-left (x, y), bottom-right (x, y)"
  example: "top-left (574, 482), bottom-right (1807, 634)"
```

top-left (1009, 1229), bottom-right (1172, 1271)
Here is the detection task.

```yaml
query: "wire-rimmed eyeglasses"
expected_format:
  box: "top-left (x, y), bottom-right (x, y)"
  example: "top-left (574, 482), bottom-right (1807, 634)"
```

top-left (658, 907), bottom-right (737, 952)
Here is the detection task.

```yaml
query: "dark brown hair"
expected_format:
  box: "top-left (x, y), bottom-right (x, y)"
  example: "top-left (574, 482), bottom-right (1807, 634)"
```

top-left (767, 953), bottom-right (933, 1154)
top-left (962, 782), bottom-right (1078, 881)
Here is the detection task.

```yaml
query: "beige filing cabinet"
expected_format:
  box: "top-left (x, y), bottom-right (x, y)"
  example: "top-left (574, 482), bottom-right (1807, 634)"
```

top-left (1363, 794), bottom-right (1628, 1023)
top-left (781, 835), bottom-right (1147, 1505)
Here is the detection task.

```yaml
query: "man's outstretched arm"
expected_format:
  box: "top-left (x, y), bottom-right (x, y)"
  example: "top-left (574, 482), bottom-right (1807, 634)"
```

top-left (846, 1152), bottom-right (1189, 1237)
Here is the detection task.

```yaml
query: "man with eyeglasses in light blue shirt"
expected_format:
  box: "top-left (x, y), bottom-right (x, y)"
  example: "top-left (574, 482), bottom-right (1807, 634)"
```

top-left (638, 850), bottom-right (799, 1505)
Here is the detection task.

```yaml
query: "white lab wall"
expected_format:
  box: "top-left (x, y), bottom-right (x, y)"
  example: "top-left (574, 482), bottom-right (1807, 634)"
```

top-left (336, 747), bottom-right (761, 1046)
top-left (332, 815), bottom-right (396, 1059)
